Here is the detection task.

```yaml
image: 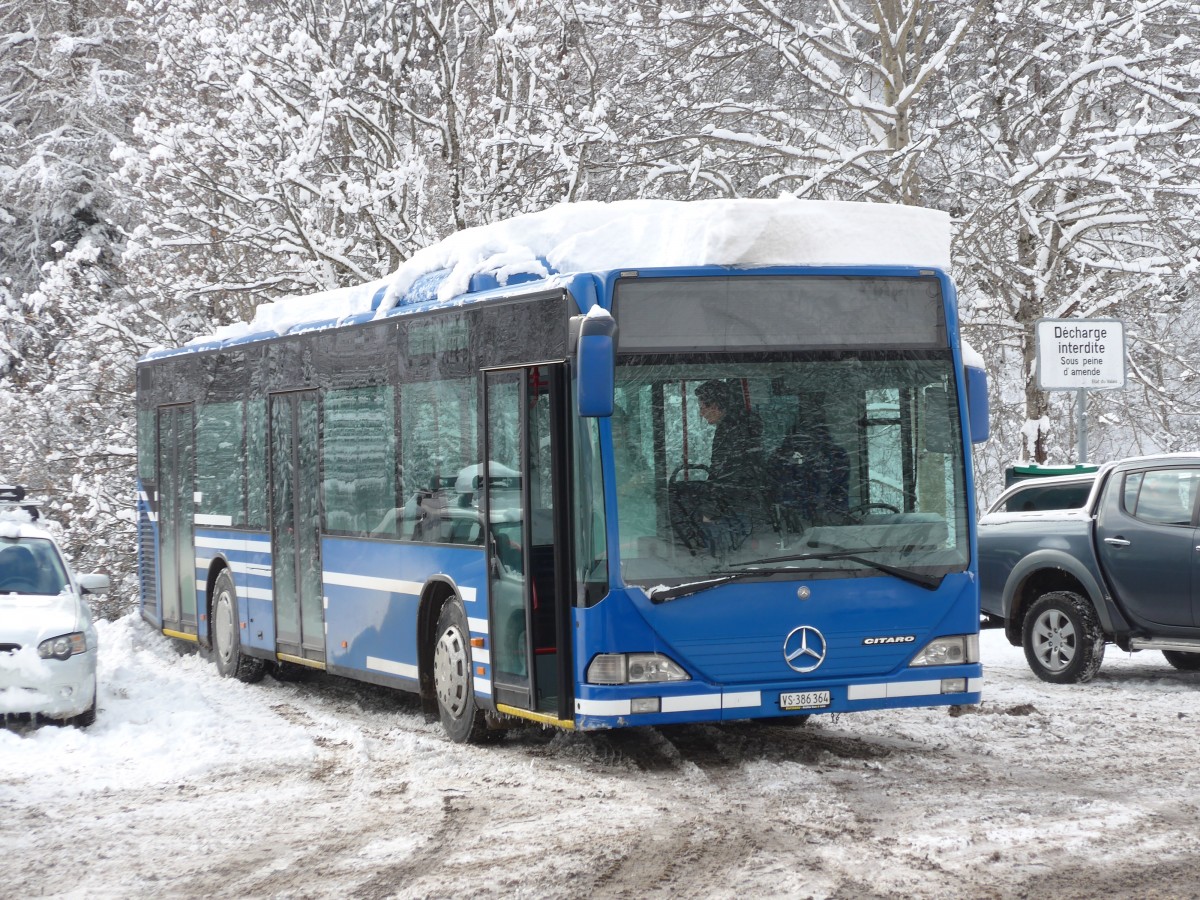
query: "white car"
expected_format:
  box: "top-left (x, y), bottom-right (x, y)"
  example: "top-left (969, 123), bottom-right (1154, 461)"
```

top-left (0, 513), bottom-right (107, 727)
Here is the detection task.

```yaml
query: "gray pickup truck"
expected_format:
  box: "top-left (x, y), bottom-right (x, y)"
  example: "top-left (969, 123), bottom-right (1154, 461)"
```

top-left (979, 453), bottom-right (1200, 682)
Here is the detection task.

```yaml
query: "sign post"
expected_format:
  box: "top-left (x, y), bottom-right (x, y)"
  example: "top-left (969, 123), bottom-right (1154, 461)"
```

top-left (1035, 318), bottom-right (1127, 463)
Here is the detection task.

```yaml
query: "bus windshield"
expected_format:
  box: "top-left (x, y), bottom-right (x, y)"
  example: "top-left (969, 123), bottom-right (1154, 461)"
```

top-left (610, 352), bottom-right (969, 587)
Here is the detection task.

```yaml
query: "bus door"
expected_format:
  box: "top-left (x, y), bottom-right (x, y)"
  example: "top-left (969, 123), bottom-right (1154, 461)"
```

top-left (158, 403), bottom-right (197, 635)
top-left (483, 364), bottom-right (573, 721)
top-left (269, 390), bottom-right (325, 666)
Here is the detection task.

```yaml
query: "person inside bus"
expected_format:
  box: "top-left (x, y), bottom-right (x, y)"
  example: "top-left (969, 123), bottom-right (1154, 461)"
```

top-left (694, 379), bottom-right (765, 554)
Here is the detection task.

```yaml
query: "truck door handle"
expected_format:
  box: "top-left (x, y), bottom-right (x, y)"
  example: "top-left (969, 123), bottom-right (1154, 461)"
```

top-left (1104, 537), bottom-right (1131, 547)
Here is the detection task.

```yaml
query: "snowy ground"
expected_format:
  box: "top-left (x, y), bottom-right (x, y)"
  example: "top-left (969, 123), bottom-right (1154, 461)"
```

top-left (2, 614), bottom-right (1198, 900)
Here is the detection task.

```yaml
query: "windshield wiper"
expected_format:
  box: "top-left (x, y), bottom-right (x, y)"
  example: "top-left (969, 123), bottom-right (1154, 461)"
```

top-left (648, 567), bottom-right (796, 603)
top-left (726, 547), bottom-right (944, 591)
top-left (646, 547), bottom-right (944, 603)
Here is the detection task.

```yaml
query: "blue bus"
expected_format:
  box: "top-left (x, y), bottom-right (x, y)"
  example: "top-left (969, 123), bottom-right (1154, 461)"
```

top-left (136, 200), bottom-right (989, 742)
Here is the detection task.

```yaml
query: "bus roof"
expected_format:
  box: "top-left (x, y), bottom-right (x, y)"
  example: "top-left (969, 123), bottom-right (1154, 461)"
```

top-left (146, 198), bottom-right (951, 361)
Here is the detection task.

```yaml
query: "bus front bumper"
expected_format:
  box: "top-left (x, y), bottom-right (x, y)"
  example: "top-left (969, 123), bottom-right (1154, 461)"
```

top-left (572, 666), bottom-right (983, 730)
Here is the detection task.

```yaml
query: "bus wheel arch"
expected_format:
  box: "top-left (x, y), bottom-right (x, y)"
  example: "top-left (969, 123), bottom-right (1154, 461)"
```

top-left (419, 580), bottom-right (488, 743)
top-left (201, 560), bottom-right (227, 652)
top-left (417, 580), bottom-right (455, 718)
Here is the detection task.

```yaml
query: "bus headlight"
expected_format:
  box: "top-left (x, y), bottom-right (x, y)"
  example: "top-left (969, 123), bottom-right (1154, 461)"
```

top-left (909, 634), bottom-right (979, 667)
top-left (586, 653), bottom-right (691, 684)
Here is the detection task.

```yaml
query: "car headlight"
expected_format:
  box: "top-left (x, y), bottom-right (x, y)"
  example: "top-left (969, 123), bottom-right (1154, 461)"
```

top-left (909, 634), bottom-right (979, 667)
top-left (37, 632), bottom-right (88, 661)
top-left (586, 653), bottom-right (691, 684)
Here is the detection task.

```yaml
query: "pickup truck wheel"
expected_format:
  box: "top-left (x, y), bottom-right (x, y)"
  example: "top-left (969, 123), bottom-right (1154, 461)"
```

top-left (1022, 591), bottom-right (1105, 684)
top-left (1163, 650), bottom-right (1200, 671)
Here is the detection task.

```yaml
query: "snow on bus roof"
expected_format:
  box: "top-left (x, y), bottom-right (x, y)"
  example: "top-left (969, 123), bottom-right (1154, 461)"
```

top-left (171, 198), bottom-right (950, 354)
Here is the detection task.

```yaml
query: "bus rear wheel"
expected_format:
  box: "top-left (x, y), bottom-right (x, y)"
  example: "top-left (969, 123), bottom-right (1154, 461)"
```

top-left (212, 569), bottom-right (266, 684)
top-left (433, 599), bottom-right (488, 743)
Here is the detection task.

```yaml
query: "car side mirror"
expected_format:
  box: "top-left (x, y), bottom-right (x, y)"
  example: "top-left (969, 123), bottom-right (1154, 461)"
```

top-left (78, 573), bottom-right (110, 595)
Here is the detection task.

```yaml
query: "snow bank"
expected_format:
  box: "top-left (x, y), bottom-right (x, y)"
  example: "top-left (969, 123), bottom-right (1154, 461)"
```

top-left (0, 616), bottom-right (314, 791)
top-left (181, 198), bottom-right (950, 351)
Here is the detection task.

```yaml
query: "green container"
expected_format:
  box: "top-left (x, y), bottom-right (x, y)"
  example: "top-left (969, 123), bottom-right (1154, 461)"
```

top-left (1004, 464), bottom-right (1100, 488)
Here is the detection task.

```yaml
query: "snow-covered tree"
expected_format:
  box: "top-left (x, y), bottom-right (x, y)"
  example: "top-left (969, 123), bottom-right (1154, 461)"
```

top-left (0, 0), bottom-right (143, 590)
top-left (953, 0), bottom-right (1200, 478)
top-left (5, 0), bottom-right (1200, 599)
top-left (565, 0), bottom-right (982, 203)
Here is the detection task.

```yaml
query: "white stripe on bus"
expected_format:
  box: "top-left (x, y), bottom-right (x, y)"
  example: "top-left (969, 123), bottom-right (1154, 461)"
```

top-left (324, 572), bottom-right (478, 609)
top-left (323, 571), bottom-right (422, 596)
top-left (473, 676), bottom-right (492, 696)
top-left (661, 694), bottom-right (721, 713)
top-left (195, 556), bottom-right (270, 575)
top-left (365, 656), bottom-right (419, 679)
top-left (195, 535), bottom-right (271, 551)
top-left (577, 690), bottom-right (764, 717)
top-left (196, 559), bottom-right (273, 580)
top-left (846, 677), bottom-right (982, 701)
top-left (575, 698), bottom-right (631, 716)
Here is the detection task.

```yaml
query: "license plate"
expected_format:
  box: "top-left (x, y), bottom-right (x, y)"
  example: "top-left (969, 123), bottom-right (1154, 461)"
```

top-left (779, 690), bottom-right (831, 710)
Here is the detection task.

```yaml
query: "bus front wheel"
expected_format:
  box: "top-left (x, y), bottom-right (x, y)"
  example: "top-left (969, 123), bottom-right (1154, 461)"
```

top-left (211, 569), bottom-right (267, 684)
top-left (432, 599), bottom-right (488, 743)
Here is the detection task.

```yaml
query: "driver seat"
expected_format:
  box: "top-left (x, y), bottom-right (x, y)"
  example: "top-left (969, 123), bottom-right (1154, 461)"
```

top-left (770, 425), bottom-right (850, 530)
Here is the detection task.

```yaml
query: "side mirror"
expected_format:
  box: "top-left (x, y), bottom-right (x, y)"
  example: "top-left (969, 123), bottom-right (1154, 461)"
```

top-left (573, 309), bottom-right (617, 418)
top-left (78, 573), bottom-right (110, 595)
top-left (965, 365), bottom-right (989, 443)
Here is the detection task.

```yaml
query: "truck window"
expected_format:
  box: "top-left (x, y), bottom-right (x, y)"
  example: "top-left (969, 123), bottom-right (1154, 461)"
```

top-left (1123, 469), bottom-right (1200, 526)
top-left (1002, 482), bottom-right (1092, 513)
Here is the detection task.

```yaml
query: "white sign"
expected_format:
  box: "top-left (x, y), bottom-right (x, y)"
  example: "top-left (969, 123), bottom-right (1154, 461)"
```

top-left (1036, 318), bottom-right (1126, 390)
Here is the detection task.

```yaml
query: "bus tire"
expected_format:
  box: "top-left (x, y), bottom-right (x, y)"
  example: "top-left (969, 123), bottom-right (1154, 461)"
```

top-left (1022, 590), bottom-right (1105, 684)
top-left (212, 568), bottom-right (266, 684)
top-left (433, 599), bottom-right (488, 744)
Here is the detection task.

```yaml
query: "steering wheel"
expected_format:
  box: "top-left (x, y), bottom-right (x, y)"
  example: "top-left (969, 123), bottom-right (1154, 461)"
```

top-left (846, 502), bottom-right (901, 523)
top-left (669, 463), bottom-right (711, 483)
top-left (1, 577), bottom-right (38, 593)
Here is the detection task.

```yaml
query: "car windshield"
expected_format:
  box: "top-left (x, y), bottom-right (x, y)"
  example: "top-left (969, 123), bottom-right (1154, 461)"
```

top-left (609, 352), bottom-right (970, 587)
top-left (0, 538), bottom-right (69, 595)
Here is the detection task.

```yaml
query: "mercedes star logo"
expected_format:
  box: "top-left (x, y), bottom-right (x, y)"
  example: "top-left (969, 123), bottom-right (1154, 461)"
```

top-left (783, 625), bottom-right (827, 673)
